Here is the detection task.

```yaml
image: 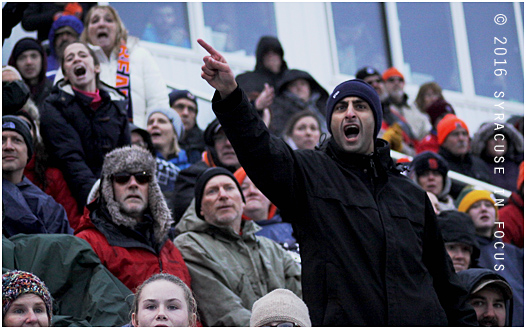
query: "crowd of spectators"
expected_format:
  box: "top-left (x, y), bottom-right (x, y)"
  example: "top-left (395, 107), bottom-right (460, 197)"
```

top-left (2, 3), bottom-right (523, 327)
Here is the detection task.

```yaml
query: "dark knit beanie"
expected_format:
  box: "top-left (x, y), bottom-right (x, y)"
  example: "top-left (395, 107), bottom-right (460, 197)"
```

top-left (8, 38), bottom-right (47, 84)
top-left (2, 115), bottom-right (34, 161)
top-left (427, 99), bottom-right (456, 127)
top-left (194, 167), bottom-right (245, 220)
top-left (355, 66), bottom-right (381, 80)
top-left (410, 151), bottom-right (449, 181)
top-left (8, 38), bottom-right (44, 63)
top-left (437, 210), bottom-right (480, 261)
top-left (169, 89), bottom-right (198, 112)
top-left (325, 79), bottom-right (383, 139)
top-left (203, 118), bottom-right (222, 147)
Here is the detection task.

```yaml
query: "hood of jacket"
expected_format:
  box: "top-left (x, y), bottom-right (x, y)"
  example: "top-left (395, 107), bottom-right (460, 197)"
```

top-left (276, 69), bottom-right (328, 101)
top-left (48, 15), bottom-right (84, 58)
top-left (457, 268), bottom-right (513, 326)
top-left (254, 36), bottom-right (288, 74)
top-left (471, 121), bottom-right (523, 163)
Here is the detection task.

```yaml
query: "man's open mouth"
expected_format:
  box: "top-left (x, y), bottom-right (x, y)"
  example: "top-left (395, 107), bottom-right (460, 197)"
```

top-left (344, 124), bottom-right (359, 139)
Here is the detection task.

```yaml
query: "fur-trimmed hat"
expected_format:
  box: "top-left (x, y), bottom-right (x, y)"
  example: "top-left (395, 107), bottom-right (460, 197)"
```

top-left (194, 167), bottom-right (245, 220)
top-left (147, 108), bottom-right (185, 140)
top-left (326, 79), bottom-right (383, 140)
top-left (100, 146), bottom-right (173, 243)
top-left (3, 271), bottom-right (53, 323)
top-left (2, 115), bottom-right (34, 162)
top-left (250, 289), bottom-right (311, 327)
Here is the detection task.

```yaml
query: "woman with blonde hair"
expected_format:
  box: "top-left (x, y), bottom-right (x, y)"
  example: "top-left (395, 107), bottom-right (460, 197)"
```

top-left (79, 5), bottom-right (168, 128)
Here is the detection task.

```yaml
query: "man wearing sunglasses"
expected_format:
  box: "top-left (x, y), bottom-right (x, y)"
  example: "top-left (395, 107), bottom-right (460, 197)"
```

top-left (76, 146), bottom-right (193, 294)
top-left (383, 67), bottom-right (431, 141)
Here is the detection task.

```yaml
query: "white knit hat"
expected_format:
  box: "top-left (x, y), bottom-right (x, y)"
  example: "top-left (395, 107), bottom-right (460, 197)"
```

top-left (250, 289), bottom-right (311, 327)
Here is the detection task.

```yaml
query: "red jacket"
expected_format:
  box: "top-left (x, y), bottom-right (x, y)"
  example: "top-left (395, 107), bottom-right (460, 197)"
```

top-left (24, 155), bottom-right (82, 230)
top-left (499, 192), bottom-right (524, 249)
top-left (416, 132), bottom-right (439, 154)
top-left (75, 202), bottom-right (192, 292)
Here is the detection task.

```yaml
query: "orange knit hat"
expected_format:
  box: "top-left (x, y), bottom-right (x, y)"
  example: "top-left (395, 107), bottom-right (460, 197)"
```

top-left (233, 167), bottom-right (277, 220)
top-left (437, 114), bottom-right (469, 145)
top-left (382, 67), bottom-right (404, 81)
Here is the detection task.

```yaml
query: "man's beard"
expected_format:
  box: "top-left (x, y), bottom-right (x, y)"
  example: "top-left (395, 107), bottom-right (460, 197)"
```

top-left (478, 316), bottom-right (499, 327)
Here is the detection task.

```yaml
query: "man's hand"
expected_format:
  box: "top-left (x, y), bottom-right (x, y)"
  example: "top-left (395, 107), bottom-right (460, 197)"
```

top-left (255, 83), bottom-right (275, 110)
top-left (198, 39), bottom-right (238, 99)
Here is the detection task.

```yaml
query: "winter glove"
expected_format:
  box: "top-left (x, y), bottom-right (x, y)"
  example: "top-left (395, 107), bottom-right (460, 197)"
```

top-left (382, 123), bottom-right (404, 152)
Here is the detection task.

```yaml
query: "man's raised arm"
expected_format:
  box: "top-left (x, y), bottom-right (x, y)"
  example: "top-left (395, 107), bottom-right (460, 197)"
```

top-left (198, 39), bottom-right (238, 99)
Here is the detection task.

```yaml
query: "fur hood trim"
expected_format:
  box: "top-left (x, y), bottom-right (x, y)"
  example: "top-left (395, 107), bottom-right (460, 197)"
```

top-left (101, 146), bottom-right (173, 243)
top-left (471, 121), bottom-right (523, 159)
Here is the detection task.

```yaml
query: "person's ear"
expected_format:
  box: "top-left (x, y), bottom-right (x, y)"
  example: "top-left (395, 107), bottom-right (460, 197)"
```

top-left (131, 312), bottom-right (138, 327)
top-left (94, 64), bottom-right (101, 74)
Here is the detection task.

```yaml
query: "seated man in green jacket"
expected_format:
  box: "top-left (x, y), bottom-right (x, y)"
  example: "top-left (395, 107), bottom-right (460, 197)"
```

top-left (174, 167), bottom-right (301, 327)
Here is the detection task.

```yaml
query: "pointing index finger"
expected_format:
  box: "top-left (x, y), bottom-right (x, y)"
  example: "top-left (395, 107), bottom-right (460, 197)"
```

top-left (198, 39), bottom-right (219, 57)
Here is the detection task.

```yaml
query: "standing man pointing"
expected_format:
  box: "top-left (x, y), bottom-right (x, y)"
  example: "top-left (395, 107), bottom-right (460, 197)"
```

top-left (197, 39), bottom-right (477, 326)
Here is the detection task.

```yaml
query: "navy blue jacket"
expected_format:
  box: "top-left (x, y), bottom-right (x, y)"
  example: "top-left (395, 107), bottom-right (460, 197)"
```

top-left (2, 177), bottom-right (72, 237)
top-left (476, 235), bottom-right (524, 326)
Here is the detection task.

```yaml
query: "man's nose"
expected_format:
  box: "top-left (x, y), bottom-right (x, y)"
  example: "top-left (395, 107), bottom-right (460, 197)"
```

top-left (344, 105), bottom-right (357, 119)
top-left (484, 304), bottom-right (497, 318)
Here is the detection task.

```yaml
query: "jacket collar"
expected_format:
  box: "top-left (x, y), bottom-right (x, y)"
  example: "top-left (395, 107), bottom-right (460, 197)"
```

top-left (324, 137), bottom-right (394, 175)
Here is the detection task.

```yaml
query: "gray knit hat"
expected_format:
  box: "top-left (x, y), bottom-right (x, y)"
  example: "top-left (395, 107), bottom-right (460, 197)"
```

top-left (101, 146), bottom-right (173, 243)
top-left (250, 289), bottom-right (311, 327)
top-left (147, 107), bottom-right (185, 140)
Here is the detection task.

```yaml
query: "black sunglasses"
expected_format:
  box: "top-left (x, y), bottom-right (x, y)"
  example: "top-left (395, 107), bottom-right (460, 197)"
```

top-left (111, 171), bottom-right (151, 185)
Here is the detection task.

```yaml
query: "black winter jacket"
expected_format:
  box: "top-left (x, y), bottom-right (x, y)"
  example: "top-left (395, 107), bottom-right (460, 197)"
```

top-left (40, 81), bottom-right (131, 211)
top-left (269, 69), bottom-right (329, 136)
top-left (439, 147), bottom-right (492, 198)
top-left (212, 87), bottom-right (477, 326)
top-left (235, 36), bottom-right (288, 100)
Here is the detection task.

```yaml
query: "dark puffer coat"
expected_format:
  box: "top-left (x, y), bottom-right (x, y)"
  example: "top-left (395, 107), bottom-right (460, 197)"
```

top-left (211, 87), bottom-right (477, 326)
top-left (40, 81), bottom-right (130, 210)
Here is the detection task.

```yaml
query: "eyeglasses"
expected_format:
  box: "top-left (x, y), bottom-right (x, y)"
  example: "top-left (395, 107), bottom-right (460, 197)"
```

top-left (365, 78), bottom-right (382, 85)
top-left (262, 322), bottom-right (299, 327)
top-left (111, 171), bottom-right (151, 185)
top-left (387, 77), bottom-right (404, 83)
